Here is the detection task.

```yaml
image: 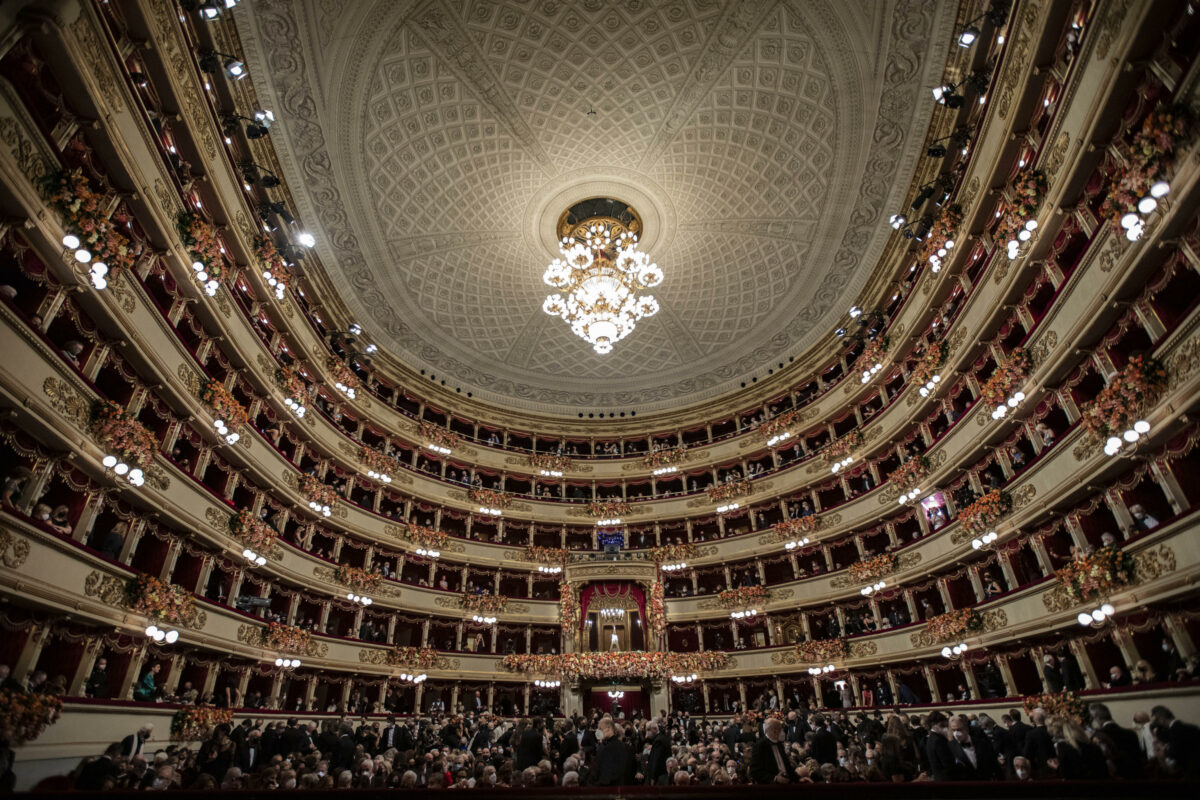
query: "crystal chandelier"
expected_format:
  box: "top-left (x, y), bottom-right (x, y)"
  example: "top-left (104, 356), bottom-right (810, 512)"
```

top-left (542, 202), bottom-right (662, 354)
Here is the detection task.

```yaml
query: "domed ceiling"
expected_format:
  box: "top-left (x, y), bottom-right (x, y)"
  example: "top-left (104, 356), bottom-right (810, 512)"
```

top-left (237, 0), bottom-right (956, 415)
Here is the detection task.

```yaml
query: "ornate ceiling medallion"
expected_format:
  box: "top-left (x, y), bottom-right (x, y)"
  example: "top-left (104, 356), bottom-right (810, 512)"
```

top-left (542, 198), bottom-right (662, 355)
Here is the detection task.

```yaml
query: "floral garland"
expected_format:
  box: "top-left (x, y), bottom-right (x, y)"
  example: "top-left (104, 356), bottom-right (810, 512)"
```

top-left (274, 365), bottom-right (309, 403)
top-left (926, 608), bottom-right (983, 642)
top-left (769, 516), bottom-right (820, 542)
top-left (501, 651), bottom-right (729, 681)
top-left (404, 523), bottom-right (448, 552)
top-left (387, 646), bottom-right (440, 669)
top-left (462, 593), bottom-right (507, 615)
top-left (228, 509), bottom-right (277, 552)
top-left (759, 410), bottom-right (802, 440)
top-left (264, 622), bottom-right (311, 654)
top-left (717, 585), bottom-right (769, 609)
top-left (90, 400), bottom-right (157, 470)
top-left (176, 212), bottom-right (225, 284)
top-left (979, 347), bottom-right (1032, 407)
top-left (909, 342), bottom-right (947, 388)
top-left (170, 705), bottom-right (233, 741)
top-left (126, 573), bottom-right (195, 625)
top-left (298, 474), bottom-right (338, 509)
top-left (326, 356), bottom-right (360, 392)
top-left (253, 235), bottom-right (287, 273)
top-left (200, 379), bottom-right (249, 430)
top-left (470, 487), bottom-right (513, 509)
top-left (640, 446), bottom-right (688, 468)
top-left (358, 446), bottom-right (397, 477)
top-left (1081, 355), bottom-right (1168, 440)
top-left (794, 638), bottom-right (848, 664)
top-left (1023, 692), bottom-right (1089, 724)
top-left (0, 689), bottom-right (62, 745)
top-left (42, 169), bottom-right (140, 274)
top-left (1100, 105), bottom-right (1192, 228)
top-left (858, 334), bottom-right (891, 371)
top-left (335, 563), bottom-right (381, 593)
top-left (1054, 545), bottom-right (1136, 604)
top-left (522, 546), bottom-right (569, 565)
top-left (588, 499), bottom-right (632, 517)
top-left (848, 553), bottom-right (898, 584)
top-left (823, 429), bottom-right (863, 466)
top-left (526, 452), bottom-right (574, 471)
top-left (958, 489), bottom-right (1013, 536)
top-left (648, 542), bottom-right (698, 563)
top-left (994, 169), bottom-right (1048, 247)
top-left (920, 204), bottom-right (964, 269)
top-left (887, 455), bottom-right (930, 492)
top-left (706, 479), bottom-right (752, 503)
top-left (418, 421), bottom-right (458, 450)
top-left (647, 580), bottom-right (666, 636)
top-left (558, 581), bottom-right (579, 636)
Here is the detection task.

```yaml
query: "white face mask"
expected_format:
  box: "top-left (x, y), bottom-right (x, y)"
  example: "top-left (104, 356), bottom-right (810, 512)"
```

top-left (1015, 768), bottom-right (1030, 779)
top-left (953, 730), bottom-right (969, 742)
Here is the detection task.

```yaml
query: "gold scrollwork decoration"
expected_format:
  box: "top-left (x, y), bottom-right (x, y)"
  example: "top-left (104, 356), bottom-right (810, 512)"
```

top-left (0, 529), bottom-right (31, 568)
top-left (43, 377), bottom-right (90, 427)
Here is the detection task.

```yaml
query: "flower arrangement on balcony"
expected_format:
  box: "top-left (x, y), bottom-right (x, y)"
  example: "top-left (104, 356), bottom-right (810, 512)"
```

top-left (759, 409), bottom-right (802, 440)
top-left (887, 455), bottom-right (930, 493)
top-left (717, 585), bottom-right (769, 609)
top-left (253, 235), bottom-right (288, 299)
top-left (264, 622), bottom-right (311, 654)
top-left (857, 335), bottom-right (890, 383)
top-left (358, 446), bottom-right (397, 483)
top-left (462, 593), bottom-right (508, 615)
top-left (201, 379), bottom-right (249, 431)
top-left (647, 580), bottom-right (666, 636)
top-left (126, 573), bottom-right (195, 625)
top-left (1054, 545), bottom-right (1136, 604)
top-left (1023, 691), bottom-right (1089, 724)
top-left (523, 546), bottom-right (569, 565)
top-left (1100, 105), bottom-right (1192, 240)
top-left (387, 646), bottom-right (440, 669)
top-left (527, 452), bottom-right (573, 472)
top-left (1081, 354), bottom-right (1168, 444)
top-left (910, 342), bottom-right (947, 396)
top-left (559, 581), bottom-right (579, 635)
top-left (848, 553), bottom-right (898, 584)
top-left (326, 356), bottom-right (359, 399)
top-left (470, 487), bottom-right (513, 509)
top-left (228, 509), bottom-right (277, 552)
top-left (979, 347), bottom-right (1032, 408)
top-left (921, 204), bottom-right (964, 273)
top-left (501, 651), bottom-right (729, 681)
top-left (640, 445), bottom-right (688, 469)
top-left (588, 499), bottom-right (631, 517)
top-left (823, 429), bottom-right (863, 470)
top-left (0, 688), bottom-right (62, 745)
top-left (418, 421), bottom-right (459, 452)
top-left (770, 516), bottom-right (820, 542)
top-left (42, 168), bottom-right (140, 287)
top-left (994, 169), bottom-right (1048, 260)
top-left (274, 365), bottom-right (309, 404)
top-left (706, 480), bottom-right (752, 503)
top-left (958, 489), bottom-right (1013, 536)
top-left (90, 400), bottom-right (157, 477)
top-left (794, 638), bottom-right (848, 664)
top-left (404, 523), bottom-right (448, 553)
top-left (298, 474), bottom-right (338, 516)
top-left (170, 705), bottom-right (234, 741)
top-left (177, 211), bottom-right (225, 296)
top-left (648, 542), bottom-right (698, 564)
top-left (335, 563), bottom-right (380, 593)
top-left (926, 608), bottom-right (983, 643)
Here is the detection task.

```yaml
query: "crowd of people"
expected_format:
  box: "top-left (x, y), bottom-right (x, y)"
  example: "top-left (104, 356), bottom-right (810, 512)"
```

top-left (47, 700), bottom-right (1200, 791)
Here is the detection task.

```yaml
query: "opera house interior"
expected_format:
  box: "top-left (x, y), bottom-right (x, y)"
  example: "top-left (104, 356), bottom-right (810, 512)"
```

top-left (1, 0), bottom-right (1200, 795)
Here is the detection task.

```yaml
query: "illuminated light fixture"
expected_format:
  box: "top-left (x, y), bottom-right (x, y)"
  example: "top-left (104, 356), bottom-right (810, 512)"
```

top-left (598, 607), bottom-right (624, 619)
top-left (348, 322), bottom-right (363, 335)
top-left (308, 499), bottom-right (331, 517)
top-left (198, 49), bottom-right (247, 80)
top-left (253, 108), bottom-right (275, 129)
top-left (660, 562), bottom-right (687, 572)
top-left (213, 418), bottom-right (240, 445)
top-left (366, 467), bottom-right (393, 484)
top-left (730, 608), bottom-right (758, 619)
top-left (101, 454), bottom-right (145, 487)
top-left (242, 547), bottom-right (268, 567)
top-left (766, 431), bottom-right (793, 447)
top-left (295, 231), bottom-right (316, 248)
top-left (897, 487), bottom-right (922, 506)
top-left (595, 517), bottom-right (621, 526)
top-left (848, 305), bottom-right (862, 318)
top-left (471, 614), bottom-right (497, 625)
top-left (670, 673), bottom-right (698, 684)
top-left (928, 238), bottom-right (955, 273)
top-left (145, 624), bottom-right (180, 644)
top-left (991, 390), bottom-right (1026, 420)
top-left (971, 530), bottom-right (999, 550)
top-left (1078, 602), bottom-right (1116, 628)
top-left (784, 537), bottom-right (810, 551)
top-left (424, 442), bottom-right (451, 456)
top-left (415, 547), bottom-right (440, 559)
top-left (535, 679), bottom-right (561, 688)
top-left (831, 456), bottom-right (853, 474)
top-left (283, 397), bottom-right (307, 417)
top-left (652, 465), bottom-right (677, 476)
top-left (479, 506), bottom-right (503, 517)
top-left (808, 664), bottom-right (835, 676)
top-left (860, 580), bottom-right (886, 596)
top-left (537, 565), bottom-right (562, 574)
top-left (333, 380), bottom-right (357, 400)
top-left (274, 657), bottom-right (301, 668)
top-left (399, 672), bottom-right (427, 683)
top-left (261, 269), bottom-right (286, 300)
top-left (889, 214), bottom-right (907, 229)
top-left (346, 593), bottom-right (373, 606)
top-left (941, 642), bottom-right (968, 660)
top-left (958, 25), bottom-right (980, 47)
top-left (1104, 419), bottom-right (1150, 456)
top-left (1005, 219), bottom-right (1038, 261)
top-left (716, 502), bottom-right (739, 513)
top-left (607, 690), bottom-right (625, 699)
top-left (542, 199), bottom-right (661, 354)
top-left (539, 468), bottom-right (563, 478)
top-left (918, 373), bottom-right (942, 398)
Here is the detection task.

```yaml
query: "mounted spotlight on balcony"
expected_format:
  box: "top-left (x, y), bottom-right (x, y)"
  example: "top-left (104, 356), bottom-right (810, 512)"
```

top-left (346, 593), bottom-right (373, 606)
top-left (860, 580), bottom-right (886, 596)
top-left (479, 506), bottom-right (503, 517)
top-left (716, 502), bottom-right (739, 514)
top-left (199, 49), bottom-right (247, 80)
top-left (830, 456), bottom-right (853, 474)
top-left (1104, 419), bottom-right (1151, 457)
top-left (1078, 602), bottom-right (1116, 628)
top-left (398, 672), bottom-right (427, 684)
top-left (274, 657), bottom-right (301, 669)
top-left (808, 664), bottom-right (836, 676)
top-left (941, 642), bottom-right (968, 660)
top-left (652, 465), bottom-right (677, 475)
top-left (971, 531), bottom-right (999, 551)
top-left (766, 431), bottom-right (793, 447)
top-left (730, 608), bottom-right (758, 620)
top-left (957, 1), bottom-right (1012, 47)
top-left (897, 487), bottom-right (922, 506)
top-left (242, 548), bottom-right (268, 567)
top-left (415, 547), bottom-right (440, 559)
top-left (471, 614), bottom-right (498, 626)
top-left (145, 624), bottom-right (180, 644)
top-left (240, 162), bottom-right (282, 188)
top-left (991, 390), bottom-right (1026, 420)
top-left (918, 374), bottom-right (942, 398)
top-left (784, 537), bottom-right (810, 551)
top-left (183, 0), bottom-right (242, 20)
top-left (101, 454), bottom-right (145, 487)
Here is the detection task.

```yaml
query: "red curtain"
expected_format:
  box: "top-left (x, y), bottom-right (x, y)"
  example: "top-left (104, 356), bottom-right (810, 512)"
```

top-left (585, 687), bottom-right (649, 719)
top-left (579, 582), bottom-right (646, 621)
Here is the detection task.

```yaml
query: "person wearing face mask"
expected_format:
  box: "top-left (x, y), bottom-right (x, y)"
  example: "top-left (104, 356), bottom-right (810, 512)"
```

top-left (1011, 755), bottom-right (1033, 781)
top-left (948, 715), bottom-right (998, 780)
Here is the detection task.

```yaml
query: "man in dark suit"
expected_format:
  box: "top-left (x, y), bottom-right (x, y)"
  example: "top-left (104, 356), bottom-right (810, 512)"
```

top-left (558, 721), bottom-right (579, 767)
top-left (591, 718), bottom-right (632, 786)
top-left (1151, 705), bottom-right (1200, 779)
top-left (84, 657), bottom-right (111, 699)
top-left (924, 712), bottom-right (957, 781)
top-left (784, 710), bottom-right (807, 744)
top-left (1005, 709), bottom-right (1031, 754)
top-left (75, 743), bottom-right (121, 790)
top-left (750, 718), bottom-right (795, 783)
top-left (809, 714), bottom-right (838, 766)
top-left (119, 724), bottom-right (154, 759)
top-left (334, 721), bottom-right (357, 772)
top-left (722, 718), bottom-right (742, 752)
top-left (1041, 655), bottom-right (1065, 692)
top-left (948, 715), bottom-right (998, 780)
top-left (1089, 704), bottom-right (1143, 779)
top-left (644, 721), bottom-right (671, 785)
top-left (379, 716), bottom-right (403, 752)
top-left (282, 717), bottom-right (310, 756)
top-left (1022, 708), bottom-right (1056, 777)
top-left (236, 729), bottom-right (263, 773)
top-left (517, 718), bottom-right (545, 769)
